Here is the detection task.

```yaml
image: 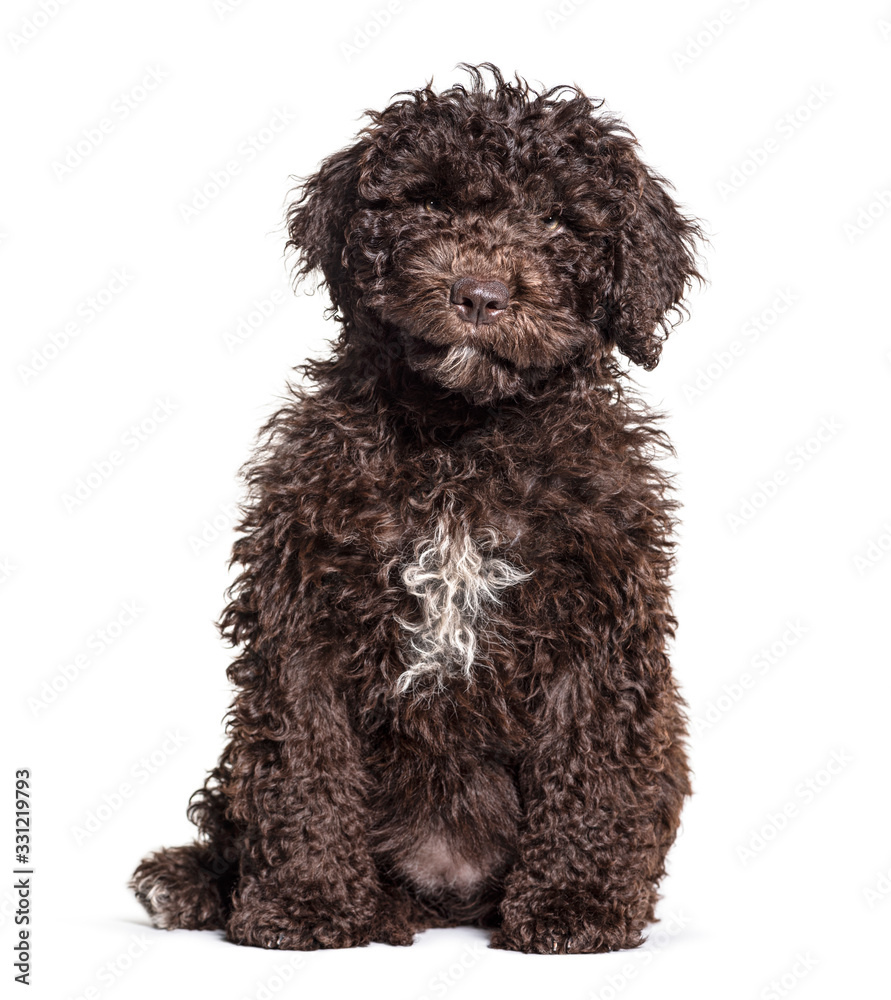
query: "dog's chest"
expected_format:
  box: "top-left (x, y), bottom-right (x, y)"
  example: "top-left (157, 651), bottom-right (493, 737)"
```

top-left (308, 439), bottom-right (579, 692)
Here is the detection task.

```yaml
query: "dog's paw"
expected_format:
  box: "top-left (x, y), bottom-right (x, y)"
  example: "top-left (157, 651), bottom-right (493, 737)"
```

top-left (226, 914), bottom-right (374, 951)
top-left (230, 914), bottom-right (414, 950)
top-left (225, 877), bottom-right (420, 949)
top-left (491, 921), bottom-right (616, 955)
top-left (492, 890), bottom-right (644, 955)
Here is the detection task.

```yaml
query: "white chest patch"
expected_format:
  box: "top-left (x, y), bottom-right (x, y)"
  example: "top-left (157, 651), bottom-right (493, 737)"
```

top-left (396, 517), bottom-right (530, 693)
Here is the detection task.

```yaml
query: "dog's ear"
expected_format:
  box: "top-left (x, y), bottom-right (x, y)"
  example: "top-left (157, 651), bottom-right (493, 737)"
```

top-left (286, 140), bottom-right (369, 315)
top-left (597, 136), bottom-right (702, 370)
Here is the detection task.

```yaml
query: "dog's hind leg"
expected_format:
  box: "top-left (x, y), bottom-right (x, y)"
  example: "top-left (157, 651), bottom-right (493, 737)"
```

top-left (131, 773), bottom-right (240, 931)
top-left (130, 841), bottom-right (234, 930)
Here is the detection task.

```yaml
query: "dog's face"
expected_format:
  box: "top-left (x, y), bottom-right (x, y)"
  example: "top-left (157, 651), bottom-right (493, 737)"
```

top-left (288, 66), bottom-right (701, 404)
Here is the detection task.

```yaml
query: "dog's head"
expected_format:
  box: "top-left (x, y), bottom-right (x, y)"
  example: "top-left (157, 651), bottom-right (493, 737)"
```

top-left (287, 64), bottom-right (701, 404)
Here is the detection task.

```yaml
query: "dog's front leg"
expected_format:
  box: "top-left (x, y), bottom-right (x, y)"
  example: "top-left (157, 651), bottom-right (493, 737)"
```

top-left (492, 662), bottom-right (689, 954)
top-left (223, 661), bottom-right (399, 950)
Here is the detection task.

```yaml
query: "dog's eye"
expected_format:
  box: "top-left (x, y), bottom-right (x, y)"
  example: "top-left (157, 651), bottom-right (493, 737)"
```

top-left (423, 197), bottom-right (446, 213)
top-left (542, 214), bottom-right (562, 231)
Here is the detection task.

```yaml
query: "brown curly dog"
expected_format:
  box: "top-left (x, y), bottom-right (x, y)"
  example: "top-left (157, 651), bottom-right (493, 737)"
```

top-left (131, 63), bottom-right (701, 955)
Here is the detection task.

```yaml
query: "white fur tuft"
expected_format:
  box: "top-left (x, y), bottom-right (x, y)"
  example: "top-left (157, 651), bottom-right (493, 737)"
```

top-left (429, 345), bottom-right (478, 388)
top-left (133, 872), bottom-right (173, 929)
top-left (396, 517), bottom-right (530, 692)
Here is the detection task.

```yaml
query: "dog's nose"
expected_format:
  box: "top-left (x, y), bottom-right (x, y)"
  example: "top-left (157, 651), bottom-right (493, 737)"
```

top-left (449, 277), bottom-right (509, 325)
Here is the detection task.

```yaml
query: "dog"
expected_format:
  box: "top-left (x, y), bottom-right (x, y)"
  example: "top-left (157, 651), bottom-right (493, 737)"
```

top-left (131, 64), bottom-right (701, 955)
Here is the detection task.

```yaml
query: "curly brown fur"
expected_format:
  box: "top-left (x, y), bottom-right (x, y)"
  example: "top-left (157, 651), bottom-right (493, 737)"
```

top-left (131, 63), bottom-right (701, 955)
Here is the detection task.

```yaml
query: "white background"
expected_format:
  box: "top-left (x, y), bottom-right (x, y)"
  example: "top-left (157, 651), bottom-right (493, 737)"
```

top-left (3, 0), bottom-right (890, 998)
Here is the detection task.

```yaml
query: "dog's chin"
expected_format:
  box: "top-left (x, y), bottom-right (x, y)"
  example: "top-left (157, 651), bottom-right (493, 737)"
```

top-left (402, 335), bottom-right (527, 405)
